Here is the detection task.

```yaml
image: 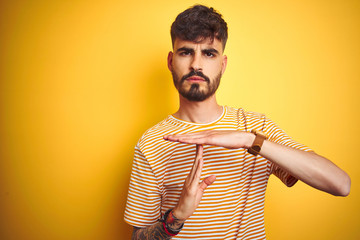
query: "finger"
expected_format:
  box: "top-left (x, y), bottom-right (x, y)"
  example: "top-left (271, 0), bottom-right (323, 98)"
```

top-left (166, 136), bottom-right (209, 145)
top-left (188, 145), bottom-right (203, 184)
top-left (187, 145), bottom-right (202, 183)
top-left (199, 175), bottom-right (216, 191)
top-left (173, 131), bottom-right (221, 146)
top-left (181, 137), bottom-right (208, 145)
top-left (190, 156), bottom-right (203, 185)
top-left (163, 135), bottom-right (183, 142)
top-left (195, 144), bottom-right (203, 159)
top-left (164, 131), bottom-right (211, 141)
top-left (179, 131), bottom-right (210, 138)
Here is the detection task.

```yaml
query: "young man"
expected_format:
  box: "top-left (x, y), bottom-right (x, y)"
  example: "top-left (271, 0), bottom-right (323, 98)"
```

top-left (125, 5), bottom-right (350, 240)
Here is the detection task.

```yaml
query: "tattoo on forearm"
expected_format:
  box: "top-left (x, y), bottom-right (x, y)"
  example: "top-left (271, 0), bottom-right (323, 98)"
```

top-left (132, 222), bottom-right (172, 240)
top-left (166, 210), bottom-right (184, 231)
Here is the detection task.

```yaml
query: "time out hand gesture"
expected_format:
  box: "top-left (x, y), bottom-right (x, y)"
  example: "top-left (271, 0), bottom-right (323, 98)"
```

top-left (173, 144), bottom-right (216, 220)
top-left (164, 130), bottom-right (254, 149)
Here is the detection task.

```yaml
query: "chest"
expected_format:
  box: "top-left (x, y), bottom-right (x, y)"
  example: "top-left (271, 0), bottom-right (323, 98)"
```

top-left (161, 145), bottom-right (269, 193)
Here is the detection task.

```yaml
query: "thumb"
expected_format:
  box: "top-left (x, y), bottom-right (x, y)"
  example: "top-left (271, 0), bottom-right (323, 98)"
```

top-left (199, 175), bottom-right (216, 191)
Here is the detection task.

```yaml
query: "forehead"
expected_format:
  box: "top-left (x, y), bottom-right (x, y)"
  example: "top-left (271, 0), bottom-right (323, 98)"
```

top-left (173, 38), bottom-right (224, 53)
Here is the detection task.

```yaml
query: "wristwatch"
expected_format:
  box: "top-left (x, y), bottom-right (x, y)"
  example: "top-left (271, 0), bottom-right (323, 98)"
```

top-left (247, 129), bottom-right (267, 156)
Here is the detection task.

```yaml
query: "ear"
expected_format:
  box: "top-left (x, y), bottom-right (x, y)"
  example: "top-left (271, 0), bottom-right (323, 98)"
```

top-left (221, 55), bottom-right (228, 75)
top-left (167, 51), bottom-right (174, 72)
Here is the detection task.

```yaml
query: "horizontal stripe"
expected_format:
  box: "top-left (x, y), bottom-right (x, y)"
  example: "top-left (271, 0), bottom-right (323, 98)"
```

top-left (124, 106), bottom-right (312, 239)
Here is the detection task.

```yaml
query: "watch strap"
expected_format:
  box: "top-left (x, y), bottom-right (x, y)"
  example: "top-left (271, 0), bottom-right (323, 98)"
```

top-left (248, 129), bottom-right (267, 156)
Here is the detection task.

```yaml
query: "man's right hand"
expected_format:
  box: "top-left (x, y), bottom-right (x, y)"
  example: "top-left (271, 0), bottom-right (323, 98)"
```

top-left (132, 144), bottom-right (216, 240)
top-left (172, 144), bottom-right (216, 221)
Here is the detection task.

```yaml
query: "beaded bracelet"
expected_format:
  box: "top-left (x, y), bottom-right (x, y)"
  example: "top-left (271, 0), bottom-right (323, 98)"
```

top-left (159, 209), bottom-right (184, 236)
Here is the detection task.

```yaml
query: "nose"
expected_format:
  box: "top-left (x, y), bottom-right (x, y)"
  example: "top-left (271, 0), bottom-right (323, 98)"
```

top-left (190, 52), bottom-right (203, 72)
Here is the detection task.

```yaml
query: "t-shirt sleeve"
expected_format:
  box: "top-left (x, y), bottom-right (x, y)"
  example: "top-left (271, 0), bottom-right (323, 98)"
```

top-left (124, 145), bottom-right (162, 227)
top-left (263, 117), bottom-right (313, 187)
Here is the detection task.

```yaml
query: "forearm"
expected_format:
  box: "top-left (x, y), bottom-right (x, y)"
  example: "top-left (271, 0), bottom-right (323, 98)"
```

top-left (132, 222), bottom-right (171, 240)
top-left (132, 210), bottom-right (185, 240)
top-left (131, 145), bottom-right (213, 240)
top-left (259, 140), bottom-right (351, 196)
top-left (164, 130), bottom-right (351, 196)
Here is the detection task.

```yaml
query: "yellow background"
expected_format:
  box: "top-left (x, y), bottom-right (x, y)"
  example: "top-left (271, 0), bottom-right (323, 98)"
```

top-left (1, 0), bottom-right (359, 239)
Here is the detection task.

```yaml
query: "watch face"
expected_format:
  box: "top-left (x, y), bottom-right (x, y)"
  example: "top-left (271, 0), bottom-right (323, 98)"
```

top-left (252, 145), bottom-right (261, 152)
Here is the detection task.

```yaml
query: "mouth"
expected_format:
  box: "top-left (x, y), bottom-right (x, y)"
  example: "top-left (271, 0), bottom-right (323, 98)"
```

top-left (186, 76), bottom-right (206, 82)
top-left (180, 70), bottom-right (210, 83)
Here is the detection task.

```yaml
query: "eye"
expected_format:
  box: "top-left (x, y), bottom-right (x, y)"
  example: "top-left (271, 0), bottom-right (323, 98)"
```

top-left (204, 52), bottom-right (215, 57)
top-left (180, 51), bottom-right (192, 56)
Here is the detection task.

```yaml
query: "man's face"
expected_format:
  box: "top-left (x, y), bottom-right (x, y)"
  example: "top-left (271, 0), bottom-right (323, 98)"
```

top-left (167, 38), bottom-right (227, 101)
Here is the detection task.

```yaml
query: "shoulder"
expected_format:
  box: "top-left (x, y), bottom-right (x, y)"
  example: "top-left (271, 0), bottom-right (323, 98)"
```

top-left (244, 110), bottom-right (265, 120)
top-left (136, 116), bottom-right (175, 149)
top-left (227, 106), bottom-right (266, 122)
top-left (226, 106), bottom-right (267, 131)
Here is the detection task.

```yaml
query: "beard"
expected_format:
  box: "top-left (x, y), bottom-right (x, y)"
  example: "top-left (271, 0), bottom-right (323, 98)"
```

top-left (172, 70), bottom-right (222, 102)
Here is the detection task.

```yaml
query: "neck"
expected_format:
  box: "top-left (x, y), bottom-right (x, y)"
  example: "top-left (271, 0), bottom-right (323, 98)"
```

top-left (173, 95), bottom-right (223, 124)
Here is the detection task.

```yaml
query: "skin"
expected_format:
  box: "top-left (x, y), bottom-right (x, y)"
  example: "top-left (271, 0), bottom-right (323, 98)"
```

top-left (169, 38), bottom-right (227, 104)
top-left (132, 145), bottom-right (213, 239)
top-left (132, 37), bottom-right (226, 239)
top-left (164, 131), bottom-right (351, 197)
top-left (168, 38), bottom-right (227, 124)
top-left (131, 37), bottom-right (351, 239)
top-left (132, 222), bottom-right (171, 240)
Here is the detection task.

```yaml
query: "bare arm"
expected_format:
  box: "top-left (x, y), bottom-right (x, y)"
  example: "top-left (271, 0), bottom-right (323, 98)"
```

top-left (260, 140), bottom-right (350, 196)
top-left (132, 210), bottom-right (185, 240)
top-left (132, 223), bottom-right (172, 240)
top-left (132, 145), bottom-right (215, 239)
top-left (164, 130), bottom-right (351, 196)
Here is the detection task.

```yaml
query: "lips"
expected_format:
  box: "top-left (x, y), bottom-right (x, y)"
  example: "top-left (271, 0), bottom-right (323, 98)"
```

top-left (186, 76), bottom-right (206, 82)
top-left (181, 70), bottom-right (210, 83)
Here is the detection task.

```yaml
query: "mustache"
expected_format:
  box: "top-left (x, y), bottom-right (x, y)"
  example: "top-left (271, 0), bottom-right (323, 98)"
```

top-left (180, 70), bottom-right (210, 83)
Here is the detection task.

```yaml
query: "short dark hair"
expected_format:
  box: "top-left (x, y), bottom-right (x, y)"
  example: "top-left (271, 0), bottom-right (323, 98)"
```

top-left (170, 5), bottom-right (228, 50)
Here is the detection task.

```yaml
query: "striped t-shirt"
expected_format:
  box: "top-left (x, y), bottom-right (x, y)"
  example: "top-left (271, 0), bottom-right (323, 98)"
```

top-left (124, 106), bottom-right (311, 239)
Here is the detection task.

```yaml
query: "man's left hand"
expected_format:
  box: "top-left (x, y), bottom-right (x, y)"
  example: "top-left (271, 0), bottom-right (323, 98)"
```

top-left (164, 130), bottom-right (255, 149)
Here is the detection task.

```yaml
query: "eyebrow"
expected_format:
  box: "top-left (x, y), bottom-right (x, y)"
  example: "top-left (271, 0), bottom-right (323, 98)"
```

top-left (203, 48), bottom-right (219, 55)
top-left (176, 47), bottom-right (194, 53)
top-left (176, 47), bottom-right (220, 55)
